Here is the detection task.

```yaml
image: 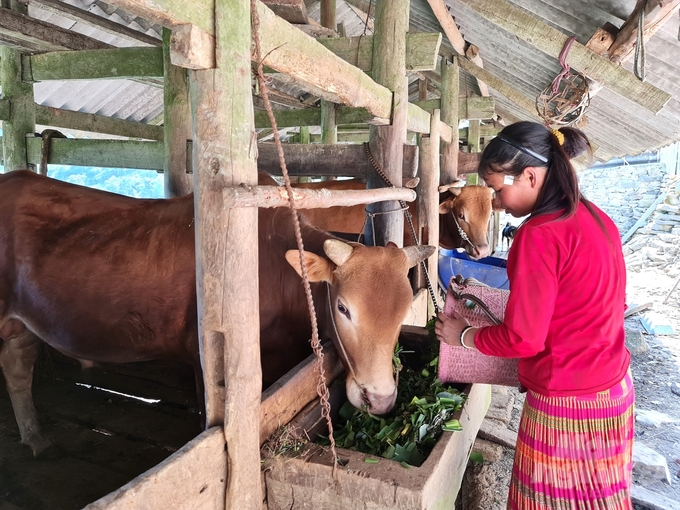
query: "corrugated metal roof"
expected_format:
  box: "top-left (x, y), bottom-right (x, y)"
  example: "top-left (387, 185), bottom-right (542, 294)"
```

top-left (14, 0), bottom-right (680, 161)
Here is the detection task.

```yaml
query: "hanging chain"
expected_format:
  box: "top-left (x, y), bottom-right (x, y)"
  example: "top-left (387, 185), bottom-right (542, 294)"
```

top-left (363, 143), bottom-right (442, 314)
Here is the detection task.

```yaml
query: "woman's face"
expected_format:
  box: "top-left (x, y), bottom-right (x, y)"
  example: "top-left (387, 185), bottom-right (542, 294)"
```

top-left (483, 168), bottom-right (545, 218)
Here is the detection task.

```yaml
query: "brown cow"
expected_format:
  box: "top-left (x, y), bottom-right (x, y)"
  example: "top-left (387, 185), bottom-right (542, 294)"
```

top-left (0, 171), bottom-right (433, 456)
top-left (293, 179), bottom-right (495, 258)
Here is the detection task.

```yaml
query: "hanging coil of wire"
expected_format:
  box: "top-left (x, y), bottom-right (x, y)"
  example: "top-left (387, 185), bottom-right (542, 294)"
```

top-left (535, 36), bottom-right (591, 128)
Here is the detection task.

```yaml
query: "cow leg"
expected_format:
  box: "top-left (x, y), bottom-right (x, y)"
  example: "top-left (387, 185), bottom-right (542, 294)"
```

top-left (0, 328), bottom-right (53, 456)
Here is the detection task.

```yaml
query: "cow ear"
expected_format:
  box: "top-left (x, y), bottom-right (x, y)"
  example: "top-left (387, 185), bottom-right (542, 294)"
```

top-left (323, 239), bottom-right (354, 267)
top-left (285, 250), bottom-right (333, 282)
top-left (402, 245), bottom-right (436, 268)
top-left (439, 198), bottom-right (454, 215)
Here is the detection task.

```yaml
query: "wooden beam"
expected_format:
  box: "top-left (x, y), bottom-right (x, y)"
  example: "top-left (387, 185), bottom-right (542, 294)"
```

top-left (35, 105), bottom-right (163, 141)
top-left (263, 0), bottom-right (308, 24)
top-left (315, 32), bottom-right (442, 72)
top-left (605, 0), bottom-right (680, 64)
top-left (0, 98), bottom-right (10, 121)
top-left (23, 48), bottom-right (164, 82)
top-left (104, 0), bottom-right (394, 121)
top-left (0, 6), bottom-right (111, 53)
top-left (220, 184), bottom-right (417, 209)
top-left (458, 57), bottom-right (542, 121)
top-left (84, 428), bottom-right (226, 510)
top-left (24, 137), bottom-right (165, 170)
top-left (458, 152), bottom-right (481, 175)
top-left (456, 0), bottom-right (671, 114)
top-left (413, 96), bottom-right (495, 119)
top-left (464, 45), bottom-right (490, 97)
top-left (27, 0), bottom-right (162, 47)
top-left (169, 24), bottom-right (215, 70)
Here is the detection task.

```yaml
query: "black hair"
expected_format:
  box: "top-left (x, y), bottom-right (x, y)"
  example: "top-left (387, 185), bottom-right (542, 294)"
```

top-left (478, 121), bottom-right (591, 220)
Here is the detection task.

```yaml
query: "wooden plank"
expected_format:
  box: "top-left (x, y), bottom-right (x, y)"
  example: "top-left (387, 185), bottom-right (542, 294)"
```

top-left (441, 57), bottom-right (459, 183)
top-left (83, 427), bottom-right (227, 510)
top-left (315, 32), bottom-right (442, 72)
top-left (458, 152), bottom-right (481, 175)
top-left (260, 343), bottom-right (343, 445)
top-left (605, 0), bottom-right (680, 64)
top-left (468, 119), bottom-right (481, 153)
top-left (456, 0), bottom-right (671, 114)
top-left (460, 124), bottom-right (501, 139)
top-left (465, 44), bottom-right (490, 96)
top-left (366, 0), bottom-right (409, 247)
top-left (413, 96), bottom-right (495, 120)
top-left (169, 23), bottom-right (215, 70)
top-left (35, 105), bottom-right (163, 141)
top-left (191, 0), bottom-right (261, 506)
top-left (263, 0), bottom-right (308, 24)
top-left (27, 0), bottom-right (162, 47)
top-left (163, 27), bottom-right (193, 196)
top-left (0, 6), bottom-right (111, 53)
top-left (24, 47), bottom-right (164, 82)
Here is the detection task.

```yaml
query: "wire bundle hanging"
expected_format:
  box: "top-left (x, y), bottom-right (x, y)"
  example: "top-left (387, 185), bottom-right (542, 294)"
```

top-left (536, 36), bottom-right (590, 128)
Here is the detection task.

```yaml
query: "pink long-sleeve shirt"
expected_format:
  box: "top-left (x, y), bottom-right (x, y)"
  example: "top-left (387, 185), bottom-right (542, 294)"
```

top-left (475, 201), bottom-right (630, 396)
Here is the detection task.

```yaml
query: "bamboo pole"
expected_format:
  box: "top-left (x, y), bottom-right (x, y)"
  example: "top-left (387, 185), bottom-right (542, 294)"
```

top-left (189, 0), bottom-right (261, 507)
top-left (440, 56), bottom-right (459, 184)
top-left (366, 0), bottom-right (409, 247)
top-left (163, 27), bottom-right (193, 197)
top-left (0, 1), bottom-right (35, 172)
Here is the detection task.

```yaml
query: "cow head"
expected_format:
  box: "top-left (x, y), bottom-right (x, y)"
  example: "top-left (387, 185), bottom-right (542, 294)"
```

top-left (439, 185), bottom-right (494, 259)
top-left (285, 240), bottom-right (435, 415)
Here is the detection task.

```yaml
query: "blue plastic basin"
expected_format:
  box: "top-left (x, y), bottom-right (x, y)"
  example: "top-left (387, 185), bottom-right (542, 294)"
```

top-left (438, 249), bottom-right (510, 290)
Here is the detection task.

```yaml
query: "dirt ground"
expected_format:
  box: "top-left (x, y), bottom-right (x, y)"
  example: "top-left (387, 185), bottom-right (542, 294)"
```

top-left (461, 266), bottom-right (680, 509)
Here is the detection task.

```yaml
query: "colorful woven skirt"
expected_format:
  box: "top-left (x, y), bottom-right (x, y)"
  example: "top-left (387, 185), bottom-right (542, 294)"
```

top-left (508, 370), bottom-right (635, 510)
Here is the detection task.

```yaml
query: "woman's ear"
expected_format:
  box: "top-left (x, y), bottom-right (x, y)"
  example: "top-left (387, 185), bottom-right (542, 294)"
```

top-left (523, 166), bottom-right (544, 188)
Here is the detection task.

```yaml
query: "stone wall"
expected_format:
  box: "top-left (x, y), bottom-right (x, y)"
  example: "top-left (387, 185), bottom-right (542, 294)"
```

top-left (578, 163), bottom-right (680, 277)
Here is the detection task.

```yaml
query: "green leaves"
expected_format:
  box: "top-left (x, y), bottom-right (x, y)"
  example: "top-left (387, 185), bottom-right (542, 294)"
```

top-left (319, 342), bottom-right (467, 467)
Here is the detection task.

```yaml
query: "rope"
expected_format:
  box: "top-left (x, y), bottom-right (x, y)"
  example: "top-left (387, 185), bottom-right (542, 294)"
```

top-left (251, 0), bottom-right (339, 478)
top-left (551, 36), bottom-right (576, 94)
top-left (363, 143), bottom-right (442, 314)
top-left (634, 1), bottom-right (647, 81)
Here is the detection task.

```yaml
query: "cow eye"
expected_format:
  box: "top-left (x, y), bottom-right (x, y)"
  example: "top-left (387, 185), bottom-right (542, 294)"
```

top-left (337, 301), bottom-right (351, 319)
top-left (457, 212), bottom-right (465, 221)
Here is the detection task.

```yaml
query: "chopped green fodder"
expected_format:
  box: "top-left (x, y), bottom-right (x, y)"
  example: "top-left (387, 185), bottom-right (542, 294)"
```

top-left (318, 319), bottom-right (466, 467)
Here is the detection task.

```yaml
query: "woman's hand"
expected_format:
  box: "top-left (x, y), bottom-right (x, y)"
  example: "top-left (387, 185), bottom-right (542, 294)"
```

top-left (434, 312), bottom-right (470, 347)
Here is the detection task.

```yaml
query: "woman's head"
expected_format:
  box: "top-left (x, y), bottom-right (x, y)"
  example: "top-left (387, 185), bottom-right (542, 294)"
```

top-left (478, 121), bottom-right (591, 218)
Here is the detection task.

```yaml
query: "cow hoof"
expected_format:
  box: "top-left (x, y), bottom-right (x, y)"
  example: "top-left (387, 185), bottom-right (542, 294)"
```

top-left (24, 436), bottom-right (56, 459)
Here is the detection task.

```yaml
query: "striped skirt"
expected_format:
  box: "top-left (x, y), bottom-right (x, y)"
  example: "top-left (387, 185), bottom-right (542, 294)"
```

top-left (508, 370), bottom-right (635, 510)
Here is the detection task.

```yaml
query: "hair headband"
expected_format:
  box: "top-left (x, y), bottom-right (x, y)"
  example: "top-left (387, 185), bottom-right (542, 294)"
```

top-left (497, 134), bottom-right (548, 164)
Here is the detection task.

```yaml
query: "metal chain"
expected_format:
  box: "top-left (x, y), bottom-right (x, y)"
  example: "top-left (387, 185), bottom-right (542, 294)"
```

top-left (363, 143), bottom-right (442, 314)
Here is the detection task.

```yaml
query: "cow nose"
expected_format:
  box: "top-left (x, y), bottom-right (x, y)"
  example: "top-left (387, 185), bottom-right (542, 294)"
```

top-left (364, 387), bottom-right (397, 415)
top-left (473, 244), bottom-right (490, 259)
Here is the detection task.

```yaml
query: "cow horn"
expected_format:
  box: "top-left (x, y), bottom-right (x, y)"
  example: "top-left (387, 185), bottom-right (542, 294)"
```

top-left (323, 239), bottom-right (354, 266)
top-left (402, 245), bottom-right (436, 268)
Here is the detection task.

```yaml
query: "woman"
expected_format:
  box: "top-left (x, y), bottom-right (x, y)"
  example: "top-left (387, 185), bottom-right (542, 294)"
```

top-left (435, 121), bottom-right (634, 509)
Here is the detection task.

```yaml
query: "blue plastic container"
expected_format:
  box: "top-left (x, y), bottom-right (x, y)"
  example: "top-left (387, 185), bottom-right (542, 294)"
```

top-left (438, 249), bottom-right (510, 290)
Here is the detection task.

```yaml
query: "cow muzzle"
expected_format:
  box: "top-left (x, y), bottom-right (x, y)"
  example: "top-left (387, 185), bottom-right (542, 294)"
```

top-left (346, 378), bottom-right (397, 415)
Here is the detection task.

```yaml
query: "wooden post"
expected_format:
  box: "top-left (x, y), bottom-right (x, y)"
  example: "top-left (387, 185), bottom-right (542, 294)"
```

top-left (417, 109), bottom-right (441, 316)
top-left (319, 0), bottom-right (337, 182)
top-left (0, 0), bottom-right (35, 172)
top-left (366, 0), bottom-right (409, 247)
top-left (189, 0), bottom-right (261, 507)
top-left (440, 56), bottom-right (459, 184)
top-left (468, 119), bottom-right (480, 154)
top-left (163, 27), bottom-right (193, 197)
